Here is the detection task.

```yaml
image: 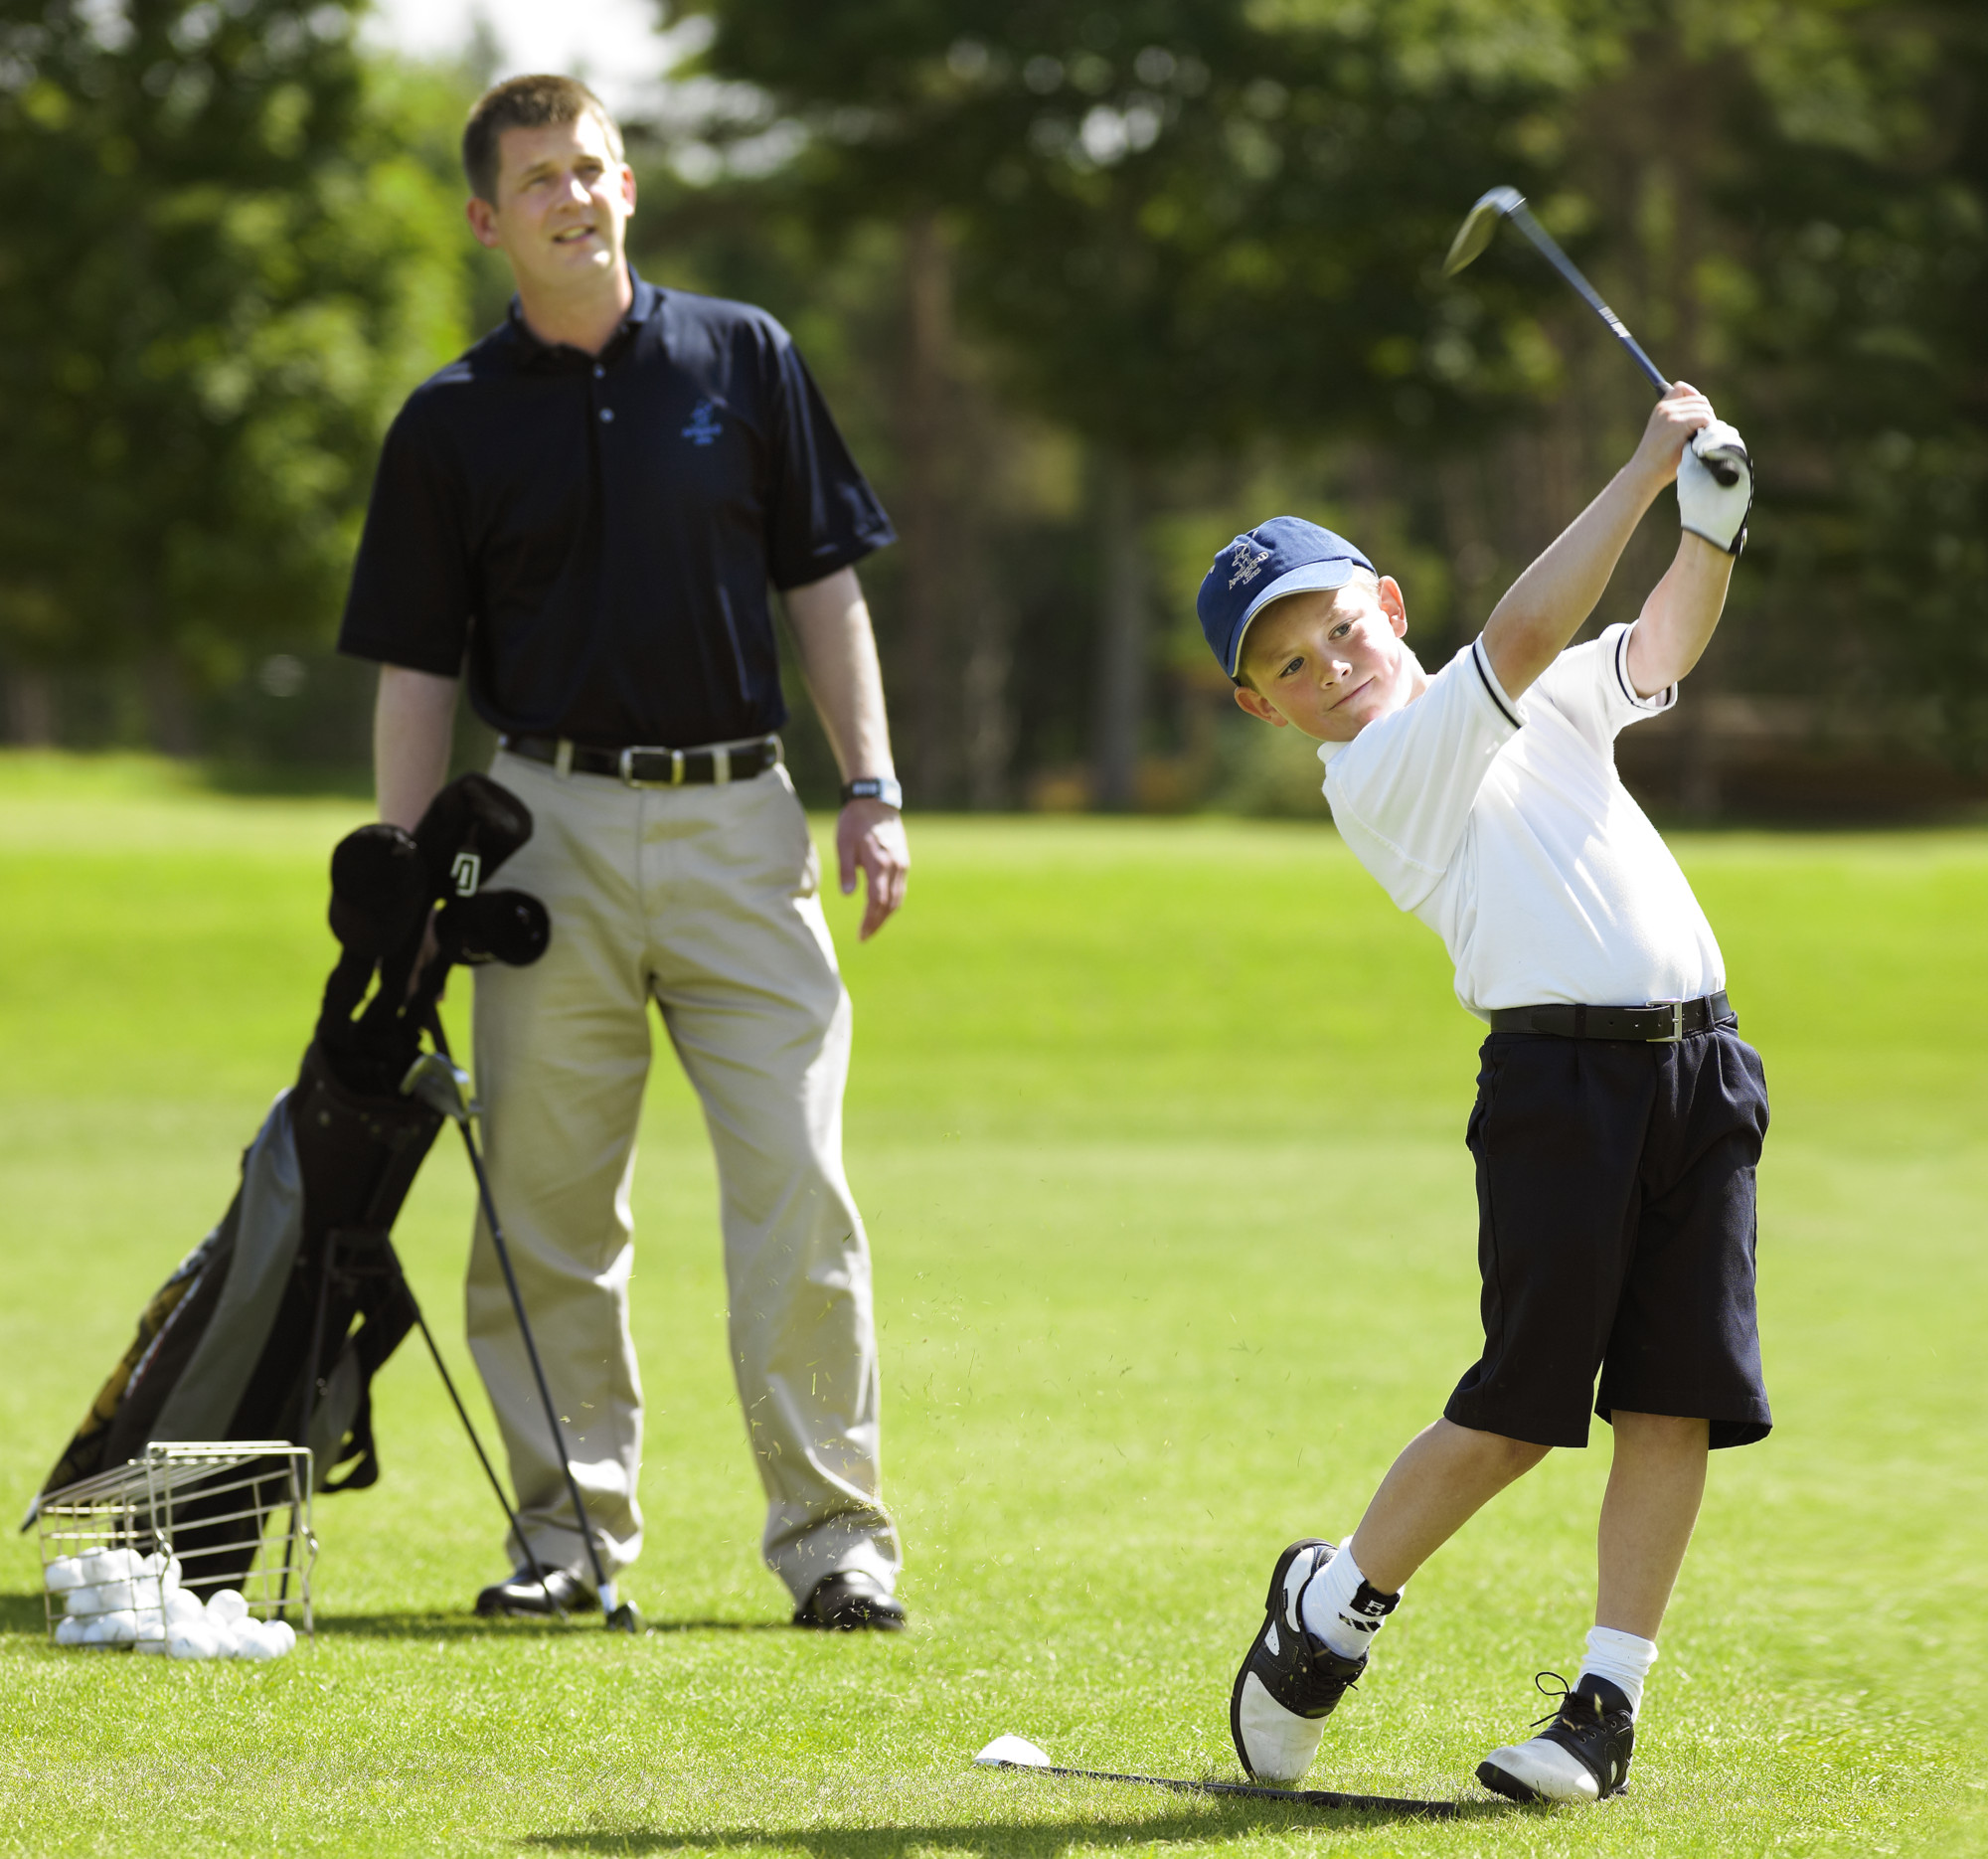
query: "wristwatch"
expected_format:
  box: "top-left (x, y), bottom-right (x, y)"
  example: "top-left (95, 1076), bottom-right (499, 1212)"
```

top-left (840, 776), bottom-right (904, 810)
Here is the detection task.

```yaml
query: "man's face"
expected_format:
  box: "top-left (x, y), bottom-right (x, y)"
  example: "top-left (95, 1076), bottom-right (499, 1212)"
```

top-left (466, 113), bottom-right (634, 295)
top-left (1232, 578), bottom-right (1413, 742)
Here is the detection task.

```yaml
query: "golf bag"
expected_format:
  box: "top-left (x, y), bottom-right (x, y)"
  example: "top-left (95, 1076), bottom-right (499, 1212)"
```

top-left (28, 774), bottom-right (548, 1593)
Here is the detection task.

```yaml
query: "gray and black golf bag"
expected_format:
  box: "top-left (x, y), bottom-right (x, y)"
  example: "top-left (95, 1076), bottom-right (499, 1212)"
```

top-left (28, 774), bottom-right (548, 1596)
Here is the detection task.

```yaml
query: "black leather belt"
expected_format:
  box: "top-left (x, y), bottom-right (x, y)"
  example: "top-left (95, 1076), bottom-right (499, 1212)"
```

top-left (1487, 992), bottom-right (1732, 1042)
top-left (500, 734), bottom-right (779, 787)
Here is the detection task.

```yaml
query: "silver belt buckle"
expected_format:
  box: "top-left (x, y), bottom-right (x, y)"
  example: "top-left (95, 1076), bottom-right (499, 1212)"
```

top-left (617, 746), bottom-right (686, 788)
top-left (1653, 1001), bottom-right (1686, 1043)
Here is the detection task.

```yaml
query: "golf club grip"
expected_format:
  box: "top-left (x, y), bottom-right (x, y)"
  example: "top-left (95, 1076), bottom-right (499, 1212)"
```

top-left (1506, 203), bottom-right (1670, 394)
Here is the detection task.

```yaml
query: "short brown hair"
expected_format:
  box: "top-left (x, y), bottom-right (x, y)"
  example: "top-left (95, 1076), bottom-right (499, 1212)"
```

top-left (462, 75), bottom-right (624, 204)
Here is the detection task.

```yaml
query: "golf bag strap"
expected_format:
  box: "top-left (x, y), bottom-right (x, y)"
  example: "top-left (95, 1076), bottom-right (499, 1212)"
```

top-left (314, 1229), bottom-right (419, 1492)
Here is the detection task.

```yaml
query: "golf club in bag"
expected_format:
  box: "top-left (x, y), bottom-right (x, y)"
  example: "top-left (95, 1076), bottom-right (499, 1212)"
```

top-left (28, 774), bottom-right (631, 1628)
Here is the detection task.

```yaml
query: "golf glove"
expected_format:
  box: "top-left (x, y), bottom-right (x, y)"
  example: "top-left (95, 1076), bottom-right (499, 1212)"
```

top-left (1677, 420), bottom-right (1752, 555)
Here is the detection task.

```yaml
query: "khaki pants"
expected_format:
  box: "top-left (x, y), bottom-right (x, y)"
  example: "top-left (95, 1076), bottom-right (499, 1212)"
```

top-left (465, 748), bottom-right (900, 1603)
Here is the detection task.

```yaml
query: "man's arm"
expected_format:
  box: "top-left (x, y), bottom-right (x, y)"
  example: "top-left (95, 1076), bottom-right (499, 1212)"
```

top-left (780, 566), bottom-right (909, 940)
top-left (375, 665), bottom-right (458, 830)
top-left (1480, 384), bottom-right (1717, 702)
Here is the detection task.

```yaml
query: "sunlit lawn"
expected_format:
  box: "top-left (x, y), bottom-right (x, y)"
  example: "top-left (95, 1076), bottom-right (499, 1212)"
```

top-left (0, 753), bottom-right (1981, 1855)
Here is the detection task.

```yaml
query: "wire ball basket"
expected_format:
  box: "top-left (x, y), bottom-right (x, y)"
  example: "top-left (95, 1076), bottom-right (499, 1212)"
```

top-left (37, 1442), bottom-right (315, 1655)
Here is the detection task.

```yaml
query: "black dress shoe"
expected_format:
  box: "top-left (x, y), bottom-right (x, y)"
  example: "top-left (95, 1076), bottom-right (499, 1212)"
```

top-left (793, 1570), bottom-right (908, 1631)
top-left (474, 1564), bottom-right (597, 1617)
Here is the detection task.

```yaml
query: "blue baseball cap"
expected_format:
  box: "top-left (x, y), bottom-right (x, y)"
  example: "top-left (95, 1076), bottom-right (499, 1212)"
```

top-left (1197, 518), bottom-right (1376, 680)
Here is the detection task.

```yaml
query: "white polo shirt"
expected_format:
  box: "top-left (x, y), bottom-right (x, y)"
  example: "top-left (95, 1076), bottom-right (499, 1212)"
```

top-left (1319, 622), bottom-right (1724, 1020)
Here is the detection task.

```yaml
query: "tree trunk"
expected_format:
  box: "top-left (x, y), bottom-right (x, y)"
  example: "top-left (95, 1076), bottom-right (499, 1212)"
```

top-left (1091, 452), bottom-right (1149, 812)
top-left (899, 214), bottom-right (955, 807)
top-left (4, 668), bottom-right (57, 746)
top-left (962, 594), bottom-right (1015, 809)
top-left (143, 649), bottom-right (201, 758)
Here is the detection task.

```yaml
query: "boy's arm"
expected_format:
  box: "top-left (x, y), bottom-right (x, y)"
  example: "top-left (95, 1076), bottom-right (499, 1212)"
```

top-left (1621, 533), bottom-right (1735, 697)
top-left (1480, 384), bottom-right (1717, 702)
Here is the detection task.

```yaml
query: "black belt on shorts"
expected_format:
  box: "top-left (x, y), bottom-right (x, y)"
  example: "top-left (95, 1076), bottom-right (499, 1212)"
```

top-left (1487, 992), bottom-right (1732, 1042)
top-left (500, 734), bottom-right (779, 787)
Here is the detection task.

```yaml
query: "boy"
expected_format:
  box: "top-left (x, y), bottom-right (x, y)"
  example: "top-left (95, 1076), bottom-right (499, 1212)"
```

top-left (1201, 385), bottom-right (1765, 1803)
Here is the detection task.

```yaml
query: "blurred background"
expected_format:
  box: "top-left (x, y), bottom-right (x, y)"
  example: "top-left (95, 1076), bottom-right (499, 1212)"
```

top-left (0, 0), bottom-right (1982, 820)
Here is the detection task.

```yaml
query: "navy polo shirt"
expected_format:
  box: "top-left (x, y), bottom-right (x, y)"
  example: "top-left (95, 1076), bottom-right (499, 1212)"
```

top-left (337, 274), bottom-right (894, 748)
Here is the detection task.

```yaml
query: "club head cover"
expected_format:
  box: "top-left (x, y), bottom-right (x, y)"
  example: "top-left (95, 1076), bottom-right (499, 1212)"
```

top-left (435, 889), bottom-right (551, 968)
top-left (369, 776), bottom-right (536, 1037)
top-left (327, 824), bottom-right (426, 954)
top-left (411, 773), bottom-right (534, 903)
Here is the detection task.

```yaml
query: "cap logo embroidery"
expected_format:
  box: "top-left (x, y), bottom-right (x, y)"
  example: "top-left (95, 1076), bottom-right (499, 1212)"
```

top-left (681, 401), bottom-right (722, 446)
top-left (1227, 539), bottom-right (1270, 589)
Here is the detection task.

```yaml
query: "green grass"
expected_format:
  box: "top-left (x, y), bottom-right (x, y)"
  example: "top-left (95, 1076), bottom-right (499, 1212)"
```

top-left (0, 751), bottom-right (1982, 1855)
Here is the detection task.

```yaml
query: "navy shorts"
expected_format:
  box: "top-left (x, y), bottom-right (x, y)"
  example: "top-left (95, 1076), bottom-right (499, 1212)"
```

top-left (1443, 1019), bottom-right (1772, 1450)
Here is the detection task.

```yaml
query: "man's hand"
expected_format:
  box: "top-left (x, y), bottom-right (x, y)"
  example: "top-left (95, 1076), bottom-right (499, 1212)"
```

top-left (837, 798), bottom-right (909, 940)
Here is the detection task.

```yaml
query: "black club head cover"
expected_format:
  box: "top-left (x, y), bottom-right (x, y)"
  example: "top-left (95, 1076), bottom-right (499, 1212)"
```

top-left (327, 823), bottom-right (427, 955)
top-left (437, 889), bottom-right (551, 968)
top-left (411, 772), bottom-right (534, 902)
top-left (367, 775), bottom-right (537, 1040)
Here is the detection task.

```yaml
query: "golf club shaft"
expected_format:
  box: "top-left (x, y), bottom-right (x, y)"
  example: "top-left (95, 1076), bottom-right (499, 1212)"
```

top-left (407, 1295), bottom-right (566, 1620)
top-left (1504, 200), bottom-right (1669, 394)
top-left (988, 1760), bottom-right (1457, 1818)
top-left (422, 1013), bottom-right (616, 1607)
top-left (454, 1119), bottom-right (616, 1605)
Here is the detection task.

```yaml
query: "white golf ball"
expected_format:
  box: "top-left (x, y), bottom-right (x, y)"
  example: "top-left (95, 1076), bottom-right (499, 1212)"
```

top-left (44, 1556), bottom-right (83, 1594)
top-left (168, 1621), bottom-right (222, 1660)
top-left (262, 1619), bottom-right (296, 1657)
top-left (165, 1589), bottom-right (206, 1626)
top-left (206, 1589), bottom-right (249, 1626)
top-left (54, 1615), bottom-right (86, 1647)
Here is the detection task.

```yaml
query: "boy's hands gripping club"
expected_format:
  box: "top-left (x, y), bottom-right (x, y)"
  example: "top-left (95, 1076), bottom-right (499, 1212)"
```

top-left (1679, 422), bottom-right (1752, 555)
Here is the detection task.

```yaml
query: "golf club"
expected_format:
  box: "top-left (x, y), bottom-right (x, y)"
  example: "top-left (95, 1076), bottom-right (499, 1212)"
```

top-left (973, 1736), bottom-right (1461, 1819)
top-left (401, 1037), bottom-right (641, 1633)
top-left (1443, 185), bottom-right (1670, 396)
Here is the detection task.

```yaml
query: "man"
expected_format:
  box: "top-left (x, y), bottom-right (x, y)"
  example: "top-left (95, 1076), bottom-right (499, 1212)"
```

top-left (338, 75), bottom-right (911, 1629)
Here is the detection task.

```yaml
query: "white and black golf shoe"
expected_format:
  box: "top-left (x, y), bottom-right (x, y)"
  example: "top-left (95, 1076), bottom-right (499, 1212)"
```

top-left (1228, 1538), bottom-right (1368, 1786)
top-left (1477, 1673), bottom-right (1635, 1803)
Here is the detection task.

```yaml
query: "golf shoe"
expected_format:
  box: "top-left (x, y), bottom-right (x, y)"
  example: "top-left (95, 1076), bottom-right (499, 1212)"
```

top-left (1477, 1673), bottom-right (1635, 1802)
top-left (1229, 1538), bottom-right (1367, 1785)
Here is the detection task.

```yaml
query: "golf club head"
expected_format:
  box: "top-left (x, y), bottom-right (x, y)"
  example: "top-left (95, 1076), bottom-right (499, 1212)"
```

top-left (434, 889), bottom-right (551, 968)
top-left (1442, 185), bottom-right (1526, 275)
top-left (604, 1600), bottom-right (642, 1634)
top-left (400, 1050), bottom-right (477, 1125)
top-left (975, 1736), bottom-right (1054, 1770)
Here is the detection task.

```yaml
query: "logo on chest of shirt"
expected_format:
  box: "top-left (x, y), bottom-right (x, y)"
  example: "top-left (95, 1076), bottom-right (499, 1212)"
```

top-left (681, 400), bottom-right (722, 446)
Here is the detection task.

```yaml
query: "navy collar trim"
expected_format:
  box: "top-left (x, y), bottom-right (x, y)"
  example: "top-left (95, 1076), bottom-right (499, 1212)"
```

top-left (504, 266), bottom-right (661, 364)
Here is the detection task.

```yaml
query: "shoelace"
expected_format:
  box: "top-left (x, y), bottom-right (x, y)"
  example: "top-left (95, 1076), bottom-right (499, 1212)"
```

top-left (1524, 1670), bottom-right (1595, 1734)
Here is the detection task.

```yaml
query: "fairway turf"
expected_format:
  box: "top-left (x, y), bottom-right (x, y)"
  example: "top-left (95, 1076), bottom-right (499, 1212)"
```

top-left (0, 754), bottom-right (1982, 1856)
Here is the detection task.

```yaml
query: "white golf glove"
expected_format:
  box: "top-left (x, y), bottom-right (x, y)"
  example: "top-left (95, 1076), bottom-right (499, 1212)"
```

top-left (1677, 419), bottom-right (1752, 555)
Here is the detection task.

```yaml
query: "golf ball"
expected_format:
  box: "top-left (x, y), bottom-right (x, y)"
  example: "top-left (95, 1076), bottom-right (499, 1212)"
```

top-left (207, 1589), bottom-right (249, 1626)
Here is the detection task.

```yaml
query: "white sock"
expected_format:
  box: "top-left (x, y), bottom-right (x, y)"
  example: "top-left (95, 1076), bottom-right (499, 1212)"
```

top-left (1578, 1625), bottom-right (1658, 1716)
top-left (1297, 1542), bottom-right (1400, 1662)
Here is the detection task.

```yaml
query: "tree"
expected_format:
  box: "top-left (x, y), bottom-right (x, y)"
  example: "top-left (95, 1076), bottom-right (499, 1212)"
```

top-left (682, 0), bottom-right (1595, 802)
top-left (0, 1), bottom-right (472, 750)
